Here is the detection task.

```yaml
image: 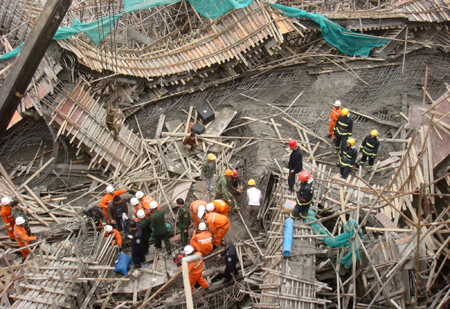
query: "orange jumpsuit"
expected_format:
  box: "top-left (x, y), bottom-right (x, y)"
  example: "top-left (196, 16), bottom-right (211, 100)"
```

top-left (190, 230), bottom-right (213, 255)
top-left (1, 205), bottom-right (15, 240)
top-left (211, 200), bottom-right (230, 217)
top-left (205, 213), bottom-right (230, 246)
top-left (14, 224), bottom-right (36, 258)
top-left (190, 200), bottom-right (207, 228)
top-left (329, 107), bottom-right (342, 138)
top-left (135, 196), bottom-right (160, 219)
top-left (180, 252), bottom-right (208, 291)
top-left (104, 228), bottom-right (122, 247)
top-left (99, 189), bottom-right (127, 223)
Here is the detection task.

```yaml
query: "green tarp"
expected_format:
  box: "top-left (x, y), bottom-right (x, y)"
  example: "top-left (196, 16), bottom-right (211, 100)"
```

top-left (188, 0), bottom-right (253, 19)
top-left (123, 0), bottom-right (182, 13)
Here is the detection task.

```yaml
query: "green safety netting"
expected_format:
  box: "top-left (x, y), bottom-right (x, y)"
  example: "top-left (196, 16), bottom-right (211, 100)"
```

top-left (123, 0), bottom-right (182, 13)
top-left (268, 3), bottom-right (389, 57)
top-left (188, 0), bottom-right (253, 19)
top-left (306, 209), bottom-right (364, 269)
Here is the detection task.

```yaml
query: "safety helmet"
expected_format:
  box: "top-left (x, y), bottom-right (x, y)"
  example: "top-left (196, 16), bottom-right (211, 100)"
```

top-left (248, 179), bottom-right (256, 186)
top-left (1, 197), bottom-right (11, 206)
top-left (15, 217), bottom-right (25, 225)
top-left (207, 153), bottom-right (216, 161)
top-left (225, 169), bottom-right (233, 176)
top-left (184, 245), bottom-right (194, 255)
top-left (106, 186), bottom-right (114, 193)
top-left (232, 170), bottom-right (239, 178)
top-left (199, 222), bottom-right (207, 231)
top-left (130, 198), bottom-right (139, 206)
top-left (104, 225), bottom-right (113, 233)
top-left (135, 191), bottom-right (144, 199)
top-left (298, 171), bottom-right (311, 182)
top-left (334, 100), bottom-right (341, 107)
top-left (288, 139), bottom-right (297, 149)
top-left (206, 203), bottom-right (215, 212)
top-left (197, 205), bottom-right (206, 219)
top-left (136, 209), bottom-right (145, 219)
top-left (371, 130), bottom-right (378, 137)
top-left (347, 138), bottom-right (356, 146)
top-left (198, 205), bottom-right (206, 214)
top-left (341, 108), bottom-right (349, 116)
top-left (149, 201), bottom-right (159, 209)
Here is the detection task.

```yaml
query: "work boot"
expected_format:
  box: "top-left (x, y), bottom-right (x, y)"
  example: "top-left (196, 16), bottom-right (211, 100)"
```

top-left (326, 134), bottom-right (332, 138)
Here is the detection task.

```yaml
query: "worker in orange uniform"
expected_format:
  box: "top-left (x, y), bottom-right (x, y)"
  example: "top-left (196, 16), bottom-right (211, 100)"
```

top-left (328, 100), bottom-right (342, 138)
top-left (190, 222), bottom-right (213, 255)
top-left (206, 199), bottom-right (229, 217)
top-left (104, 225), bottom-right (122, 247)
top-left (135, 191), bottom-right (158, 213)
top-left (178, 245), bottom-right (209, 292)
top-left (130, 197), bottom-right (148, 221)
top-left (14, 217), bottom-right (37, 259)
top-left (1, 197), bottom-right (15, 241)
top-left (99, 186), bottom-right (127, 223)
top-left (198, 209), bottom-right (230, 247)
top-left (190, 200), bottom-right (207, 229)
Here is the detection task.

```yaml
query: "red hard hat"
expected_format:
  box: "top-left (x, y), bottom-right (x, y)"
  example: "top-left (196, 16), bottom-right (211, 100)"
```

top-left (298, 171), bottom-right (311, 182)
top-left (232, 170), bottom-right (238, 177)
top-left (289, 140), bottom-right (297, 149)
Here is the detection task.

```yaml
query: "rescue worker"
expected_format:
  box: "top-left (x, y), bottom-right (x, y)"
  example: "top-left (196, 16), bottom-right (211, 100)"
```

top-left (82, 205), bottom-right (107, 226)
top-left (190, 222), bottom-right (213, 255)
top-left (150, 203), bottom-right (172, 255)
top-left (339, 138), bottom-right (357, 180)
top-left (10, 200), bottom-right (31, 236)
top-left (201, 153), bottom-right (216, 191)
top-left (328, 100), bottom-right (342, 138)
top-left (216, 169), bottom-right (238, 210)
top-left (14, 217), bottom-right (37, 259)
top-left (178, 245), bottom-right (209, 291)
top-left (198, 209), bottom-right (230, 247)
top-left (104, 225), bottom-right (122, 247)
top-left (107, 195), bottom-right (130, 236)
top-left (1, 197), bottom-right (15, 241)
top-left (334, 108), bottom-right (353, 153)
top-left (128, 220), bottom-right (145, 268)
top-left (290, 171), bottom-right (314, 220)
top-left (135, 191), bottom-right (158, 212)
top-left (219, 240), bottom-right (238, 284)
top-left (190, 200), bottom-right (207, 229)
top-left (177, 198), bottom-right (191, 247)
top-left (183, 132), bottom-right (200, 153)
top-left (206, 199), bottom-right (229, 217)
top-left (287, 140), bottom-right (303, 194)
top-left (227, 170), bottom-right (243, 195)
top-left (99, 186), bottom-right (127, 223)
top-left (360, 130), bottom-right (380, 171)
top-left (247, 179), bottom-right (262, 228)
top-left (137, 209), bottom-right (151, 255)
top-left (130, 197), bottom-right (149, 220)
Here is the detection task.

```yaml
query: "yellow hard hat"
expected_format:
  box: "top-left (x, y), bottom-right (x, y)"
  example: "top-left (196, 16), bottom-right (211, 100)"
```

top-left (341, 108), bottom-right (349, 116)
top-left (347, 138), bottom-right (355, 146)
top-left (248, 179), bottom-right (256, 186)
top-left (225, 169), bottom-right (233, 176)
top-left (207, 153), bottom-right (216, 160)
top-left (371, 130), bottom-right (378, 137)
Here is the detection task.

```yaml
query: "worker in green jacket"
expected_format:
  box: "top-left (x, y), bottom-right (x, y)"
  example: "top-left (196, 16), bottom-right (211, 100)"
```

top-left (201, 153), bottom-right (217, 191)
top-left (150, 204), bottom-right (172, 255)
top-left (215, 169), bottom-right (238, 210)
top-left (177, 198), bottom-right (191, 247)
top-left (136, 209), bottom-right (152, 255)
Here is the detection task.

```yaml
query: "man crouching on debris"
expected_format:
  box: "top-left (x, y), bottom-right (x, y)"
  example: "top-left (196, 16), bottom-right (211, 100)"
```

top-left (83, 205), bottom-right (106, 227)
top-left (178, 245), bottom-right (209, 292)
top-left (290, 171), bottom-right (314, 220)
top-left (128, 220), bottom-right (145, 268)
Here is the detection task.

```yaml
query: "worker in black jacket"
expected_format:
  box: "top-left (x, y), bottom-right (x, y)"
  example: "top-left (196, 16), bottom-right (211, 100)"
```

top-left (219, 240), bottom-right (238, 284)
top-left (290, 171), bottom-right (314, 220)
top-left (339, 138), bottom-right (357, 180)
top-left (287, 139), bottom-right (303, 194)
top-left (360, 130), bottom-right (380, 171)
top-left (334, 108), bottom-right (353, 153)
top-left (128, 220), bottom-right (146, 268)
top-left (82, 206), bottom-right (106, 226)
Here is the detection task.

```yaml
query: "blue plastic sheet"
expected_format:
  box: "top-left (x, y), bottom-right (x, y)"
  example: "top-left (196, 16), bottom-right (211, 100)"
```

top-left (114, 252), bottom-right (133, 276)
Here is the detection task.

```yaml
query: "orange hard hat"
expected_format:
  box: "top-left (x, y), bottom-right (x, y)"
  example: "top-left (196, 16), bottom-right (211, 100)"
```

top-left (232, 170), bottom-right (238, 177)
top-left (289, 140), bottom-right (297, 149)
top-left (225, 169), bottom-right (233, 176)
top-left (298, 171), bottom-right (311, 182)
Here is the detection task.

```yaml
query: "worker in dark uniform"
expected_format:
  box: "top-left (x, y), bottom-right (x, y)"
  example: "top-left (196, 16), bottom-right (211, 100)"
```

top-left (290, 171), bottom-right (314, 220)
top-left (177, 198), bottom-right (191, 247)
top-left (136, 209), bottom-right (151, 255)
top-left (339, 138), bottom-right (357, 180)
top-left (128, 220), bottom-right (145, 268)
top-left (360, 130), bottom-right (380, 171)
top-left (82, 205), bottom-right (106, 227)
top-left (334, 108), bottom-right (353, 153)
top-left (287, 139), bottom-right (303, 194)
top-left (219, 240), bottom-right (238, 284)
top-left (150, 204), bottom-right (172, 255)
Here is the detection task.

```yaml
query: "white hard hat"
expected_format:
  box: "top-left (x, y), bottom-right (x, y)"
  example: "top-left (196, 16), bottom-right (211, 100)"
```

top-left (149, 201), bottom-right (158, 209)
top-left (199, 222), bottom-right (207, 231)
top-left (136, 209), bottom-right (145, 219)
top-left (198, 205), bottom-right (206, 213)
top-left (184, 245), bottom-right (194, 255)
top-left (197, 209), bottom-right (205, 220)
top-left (334, 100), bottom-right (341, 107)
top-left (106, 186), bottom-right (114, 193)
top-left (135, 191), bottom-right (144, 199)
top-left (130, 198), bottom-right (139, 206)
top-left (1, 197), bottom-right (11, 206)
top-left (15, 217), bottom-right (25, 225)
top-left (206, 203), bottom-right (215, 212)
top-left (104, 225), bottom-right (113, 233)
